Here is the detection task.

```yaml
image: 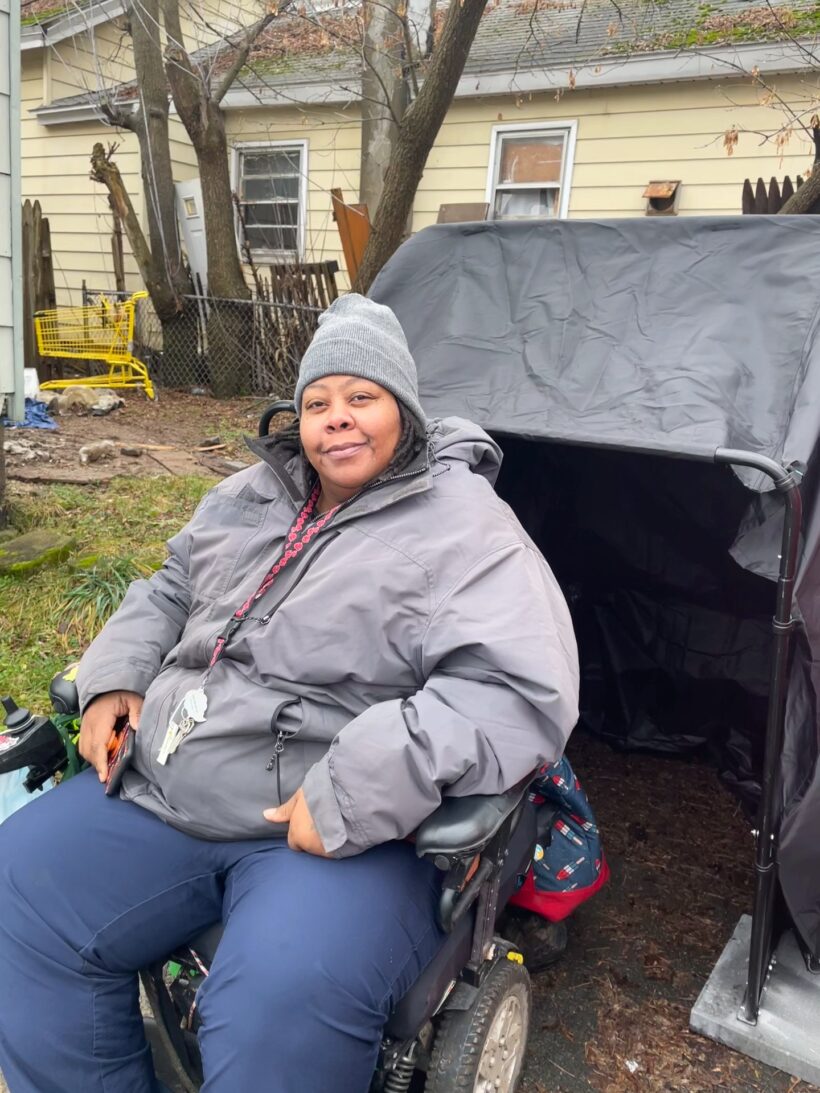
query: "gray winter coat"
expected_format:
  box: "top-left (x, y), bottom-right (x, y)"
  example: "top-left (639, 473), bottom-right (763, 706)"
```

top-left (76, 418), bottom-right (579, 856)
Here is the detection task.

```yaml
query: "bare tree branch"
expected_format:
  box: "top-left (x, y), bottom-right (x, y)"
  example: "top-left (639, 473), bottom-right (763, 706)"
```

top-left (213, 12), bottom-right (276, 103)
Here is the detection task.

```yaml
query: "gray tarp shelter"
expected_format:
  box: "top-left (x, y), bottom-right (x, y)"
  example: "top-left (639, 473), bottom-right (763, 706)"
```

top-left (370, 216), bottom-right (820, 1045)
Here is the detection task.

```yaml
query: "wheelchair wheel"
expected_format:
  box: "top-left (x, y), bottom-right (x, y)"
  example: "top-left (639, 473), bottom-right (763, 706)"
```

top-left (425, 959), bottom-right (531, 1093)
top-left (497, 907), bottom-right (568, 972)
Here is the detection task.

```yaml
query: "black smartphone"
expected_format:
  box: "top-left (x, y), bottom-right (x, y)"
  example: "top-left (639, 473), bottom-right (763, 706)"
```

top-left (105, 722), bottom-right (135, 796)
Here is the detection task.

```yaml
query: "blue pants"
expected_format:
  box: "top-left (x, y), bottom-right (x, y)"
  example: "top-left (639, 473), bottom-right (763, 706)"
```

top-left (0, 771), bottom-right (444, 1093)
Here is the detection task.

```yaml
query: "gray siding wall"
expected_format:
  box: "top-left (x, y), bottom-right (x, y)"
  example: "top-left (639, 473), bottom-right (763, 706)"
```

top-left (0, 0), bottom-right (22, 420)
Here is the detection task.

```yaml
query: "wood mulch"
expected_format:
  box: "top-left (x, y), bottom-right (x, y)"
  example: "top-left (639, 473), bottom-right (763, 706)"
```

top-left (520, 731), bottom-right (817, 1093)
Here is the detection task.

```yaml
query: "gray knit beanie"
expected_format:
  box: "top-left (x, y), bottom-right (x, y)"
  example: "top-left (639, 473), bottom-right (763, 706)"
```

top-left (294, 294), bottom-right (426, 432)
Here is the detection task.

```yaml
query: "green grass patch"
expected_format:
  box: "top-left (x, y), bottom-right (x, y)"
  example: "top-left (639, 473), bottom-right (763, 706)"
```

top-left (21, 5), bottom-right (69, 26)
top-left (0, 475), bottom-right (216, 716)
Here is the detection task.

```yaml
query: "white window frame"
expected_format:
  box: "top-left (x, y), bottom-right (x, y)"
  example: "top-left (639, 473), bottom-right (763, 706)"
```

top-left (485, 121), bottom-right (577, 222)
top-left (231, 139), bottom-right (309, 261)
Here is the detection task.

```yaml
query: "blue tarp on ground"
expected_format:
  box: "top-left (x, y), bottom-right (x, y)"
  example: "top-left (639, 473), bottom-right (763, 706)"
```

top-left (2, 398), bottom-right (57, 430)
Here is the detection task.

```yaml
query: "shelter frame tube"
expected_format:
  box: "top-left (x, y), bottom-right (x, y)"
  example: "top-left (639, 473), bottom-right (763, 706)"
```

top-left (714, 448), bottom-right (803, 1025)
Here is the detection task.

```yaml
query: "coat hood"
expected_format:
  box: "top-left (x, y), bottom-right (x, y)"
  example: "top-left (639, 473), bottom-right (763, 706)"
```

top-left (428, 417), bottom-right (502, 486)
top-left (246, 415), bottom-right (503, 498)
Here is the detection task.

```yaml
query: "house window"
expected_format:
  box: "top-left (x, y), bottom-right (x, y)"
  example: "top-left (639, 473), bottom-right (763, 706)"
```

top-left (486, 124), bottom-right (575, 221)
top-left (236, 143), bottom-right (306, 257)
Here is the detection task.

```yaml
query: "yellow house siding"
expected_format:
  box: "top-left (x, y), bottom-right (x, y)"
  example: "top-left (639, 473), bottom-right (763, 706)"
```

top-left (21, 95), bottom-right (143, 303)
top-left (225, 105), bottom-right (362, 288)
top-left (23, 38), bottom-right (818, 304)
top-left (45, 19), bottom-right (134, 105)
top-left (21, 50), bottom-right (43, 112)
top-left (169, 116), bottom-right (199, 181)
top-left (223, 76), bottom-right (817, 285)
top-left (22, 118), bottom-right (143, 303)
top-left (413, 77), bottom-right (817, 227)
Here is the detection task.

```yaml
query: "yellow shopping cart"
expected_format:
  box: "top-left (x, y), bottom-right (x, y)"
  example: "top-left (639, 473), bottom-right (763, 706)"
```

top-left (36, 290), bottom-right (155, 400)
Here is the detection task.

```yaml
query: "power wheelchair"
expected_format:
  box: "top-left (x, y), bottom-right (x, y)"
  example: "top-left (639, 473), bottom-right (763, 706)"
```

top-left (0, 400), bottom-right (565, 1092)
top-left (1, 672), bottom-right (554, 1093)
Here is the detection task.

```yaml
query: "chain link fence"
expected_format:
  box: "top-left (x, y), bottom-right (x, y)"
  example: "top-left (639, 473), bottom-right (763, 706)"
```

top-left (81, 288), bottom-right (323, 399)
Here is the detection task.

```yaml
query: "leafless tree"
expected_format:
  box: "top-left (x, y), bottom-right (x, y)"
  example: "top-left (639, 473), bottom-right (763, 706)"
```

top-left (93, 0), bottom-right (197, 384)
top-left (354, 0), bottom-right (490, 291)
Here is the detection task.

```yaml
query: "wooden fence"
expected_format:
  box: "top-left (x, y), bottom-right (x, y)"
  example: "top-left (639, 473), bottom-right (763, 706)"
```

top-left (21, 200), bottom-right (56, 383)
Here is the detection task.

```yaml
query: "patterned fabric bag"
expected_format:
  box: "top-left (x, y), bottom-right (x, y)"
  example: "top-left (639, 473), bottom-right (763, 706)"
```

top-left (509, 756), bottom-right (609, 922)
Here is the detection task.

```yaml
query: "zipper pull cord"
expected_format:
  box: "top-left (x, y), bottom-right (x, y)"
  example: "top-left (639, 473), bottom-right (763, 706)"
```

top-left (266, 731), bottom-right (288, 802)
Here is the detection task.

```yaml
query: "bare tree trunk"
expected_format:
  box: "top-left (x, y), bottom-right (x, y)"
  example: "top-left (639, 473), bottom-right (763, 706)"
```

top-left (161, 0), bottom-right (269, 395)
top-left (91, 144), bottom-right (159, 295)
top-left (778, 120), bottom-right (820, 214)
top-left (126, 0), bottom-right (189, 304)
top-left (191, 119), bottom-right (252, 395)
top-left (161, 0), bottom-right (253, 304)
top-left (359, 0), bottom-right (409, 215)
top-left (353, 0), bottom-right (489, 293)
top-left (196, 111), bottom-right (250, 302)
top-left (98, 0), bottom-right (198, 387)
top-left (779, 172), bottom-right (820, 214)
top-left (90, 143), bottom-right (198, 388)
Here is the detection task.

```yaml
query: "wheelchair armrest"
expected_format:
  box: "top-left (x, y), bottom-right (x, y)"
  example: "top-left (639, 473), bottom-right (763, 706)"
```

top-left (414, 780), bottom-right (531, 863)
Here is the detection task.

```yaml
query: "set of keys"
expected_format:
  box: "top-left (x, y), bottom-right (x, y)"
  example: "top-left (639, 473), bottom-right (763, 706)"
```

top-left (156, 687), bottom-right (208, 766)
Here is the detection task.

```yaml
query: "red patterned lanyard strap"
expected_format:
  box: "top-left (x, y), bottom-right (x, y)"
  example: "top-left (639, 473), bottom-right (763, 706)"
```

top-left (207, 481), bottom-right (337, 671)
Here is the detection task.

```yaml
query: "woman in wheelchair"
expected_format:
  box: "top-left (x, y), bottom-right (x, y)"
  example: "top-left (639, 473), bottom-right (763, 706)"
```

top-left (0, 295), bottom-right (579, 1093)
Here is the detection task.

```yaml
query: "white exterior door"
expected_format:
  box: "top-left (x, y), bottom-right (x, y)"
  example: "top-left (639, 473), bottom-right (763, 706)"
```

top-left (175, 179), bottom-right (207, 294)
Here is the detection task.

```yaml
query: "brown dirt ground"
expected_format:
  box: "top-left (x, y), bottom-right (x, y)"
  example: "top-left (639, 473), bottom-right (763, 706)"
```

top-left (520, 732), bottom-right (817, 1093)
top-left (4, 391), bottom-right (289, 485)
top-left (2, 392), bottom-right (816, 1092)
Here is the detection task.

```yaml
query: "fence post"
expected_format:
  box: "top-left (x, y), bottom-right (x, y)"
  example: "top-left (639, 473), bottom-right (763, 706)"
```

top-left (754, 178), bottom-right (768, 214)
top-left (21, 199), bottom-right (35, 376)
top-left (21, 199), bottom-right (57, 383)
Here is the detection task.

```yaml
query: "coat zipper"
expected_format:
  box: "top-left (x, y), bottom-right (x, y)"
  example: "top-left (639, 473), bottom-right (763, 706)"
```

top-left (259, 462), bottom-right (429, 783)
top-left (266, 729), bottom-right (289, 802)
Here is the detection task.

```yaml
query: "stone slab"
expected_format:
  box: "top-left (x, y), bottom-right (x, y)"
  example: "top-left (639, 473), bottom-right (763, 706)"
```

top-left (0, 530), bottom-right (74, 575)
top-left (690, 914), bottom-right (820, 1086)
top-left (147, 448), bottom-right (208, 477)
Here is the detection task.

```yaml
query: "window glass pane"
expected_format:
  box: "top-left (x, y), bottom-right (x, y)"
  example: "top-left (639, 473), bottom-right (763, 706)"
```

top-left (498, 135), bottom-right (564, 185)
top-left (243, 176), bottom-right (299, 202)
top-left (239, 146), bottom-right (303, 254)
top-left (241, 150), bottom-right (301, 177)
top-left (245, 225), bottom-right (298, 252)
top-left (493, 188), bottom-right (559, 219)
top-left (244, 203), bottom-right (298, 227)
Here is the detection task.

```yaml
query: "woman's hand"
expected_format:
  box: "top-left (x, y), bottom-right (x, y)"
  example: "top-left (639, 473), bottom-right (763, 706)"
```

top-left (264, 789), bottom-right (328, 856)
top-left (79, 690), bottom-right (143, 782)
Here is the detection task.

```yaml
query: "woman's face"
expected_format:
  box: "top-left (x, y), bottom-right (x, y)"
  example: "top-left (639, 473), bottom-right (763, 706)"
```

top-left (299, 375), bottom-right (402, 505)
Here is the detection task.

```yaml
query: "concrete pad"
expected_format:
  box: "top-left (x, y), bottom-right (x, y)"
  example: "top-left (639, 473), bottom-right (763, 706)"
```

top-left (691, 915), bottom-right (820, 1086)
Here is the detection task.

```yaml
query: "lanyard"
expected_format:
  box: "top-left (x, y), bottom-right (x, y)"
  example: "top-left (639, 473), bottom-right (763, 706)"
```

top-left (206, 481), bottom-right (338, 672)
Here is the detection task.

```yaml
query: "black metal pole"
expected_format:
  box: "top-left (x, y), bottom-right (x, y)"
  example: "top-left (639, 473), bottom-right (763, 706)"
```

top-left (714, 448), bottom-right (803, 1024)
